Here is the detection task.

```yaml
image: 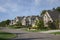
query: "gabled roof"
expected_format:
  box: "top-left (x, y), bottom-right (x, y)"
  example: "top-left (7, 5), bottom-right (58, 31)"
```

top-left (47, 10), bottom-right (60, 21)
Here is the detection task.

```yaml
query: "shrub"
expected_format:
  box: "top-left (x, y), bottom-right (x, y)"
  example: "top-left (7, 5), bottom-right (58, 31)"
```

top-left (36, 20), bottom-right (44, 29)
top-left (48, 21), bottom-right (56, 29)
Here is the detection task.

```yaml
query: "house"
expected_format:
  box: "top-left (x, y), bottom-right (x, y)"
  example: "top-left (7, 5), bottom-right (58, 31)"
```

top-left (10, 15), bottom-right (41, 27)
top-left (21, 16), bottom-right (26, 26)
top-left (10, 16), bottom-right (24, 25)
top-left (31, 16), bottom-right (40, 27)
top-left (25, 16), bottom-right (31, 26)
top-left (43, 10), bottom-right (60, 28)
top-left (9, 20), bottom-right (16, 25)
top-left (21, 15), bottom-right (41, 26)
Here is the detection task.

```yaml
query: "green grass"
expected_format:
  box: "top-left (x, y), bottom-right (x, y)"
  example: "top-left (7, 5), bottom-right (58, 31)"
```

top-left (25, 28), bottom-right (48, 32)
top-left (25, 29), bottom-right (38, 32)
top-left (0, 31), bottom-right (16, 40)
top-left (50, 32), bottom-right (60, 34)
top-left (8, 26), bottom-right (22, 29)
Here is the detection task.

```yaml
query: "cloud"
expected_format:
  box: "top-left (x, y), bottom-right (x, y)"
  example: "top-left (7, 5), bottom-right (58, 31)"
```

top-left (34, 0), bottom-right (60, 6)
top-left (46, 0), bottom-right (60, 5)
top-left (34, 0), bottom-right (41, 5)
top-left (4, 3), bottom-right (19, 12)
top-left (0, 1), bottom-right (21, 19)
top-left (0, 6), bottom-right (7, 12)
top-left (1, 1), bottom-right (21, 13)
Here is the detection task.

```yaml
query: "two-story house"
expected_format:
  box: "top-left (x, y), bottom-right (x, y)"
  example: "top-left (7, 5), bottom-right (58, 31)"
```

top-left (42, 10), bottom-right (60, 28)
top-left (10, 15), bottom-right (41, 27)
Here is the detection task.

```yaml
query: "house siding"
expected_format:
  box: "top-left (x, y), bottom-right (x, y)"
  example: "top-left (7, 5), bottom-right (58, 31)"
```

top-left (43, 11), bottom-right (53, 27)
top-left (10, 16), bottom-right (41, 27)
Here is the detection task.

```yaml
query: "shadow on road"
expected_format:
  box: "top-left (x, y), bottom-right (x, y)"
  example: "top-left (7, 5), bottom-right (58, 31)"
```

top-left (9, 37), bottom-right (51, 40)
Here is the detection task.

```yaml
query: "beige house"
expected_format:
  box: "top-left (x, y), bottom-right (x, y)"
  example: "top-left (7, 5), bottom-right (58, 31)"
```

top-left (22, 16), bottom-right (26, 25)
top-left (10, 16), bottom-right (24, 25)
top-left (9, 20), bottom-right (16, 25)
top-left (32, 17), bottom-right (39, 27)
top-left (10, 15), bottom-right (41, 27)
top-left (43, 11), bottom-right (53, 27)
top-left (43, 10), bottom-right (60, 28)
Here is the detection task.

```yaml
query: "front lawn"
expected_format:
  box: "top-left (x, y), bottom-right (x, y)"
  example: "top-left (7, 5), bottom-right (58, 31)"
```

top-left (0, 31), bottom-right (16, 40)
top-left (50, 32), bottom-right (60, 34)
top-left (25, 28), bottom-right (48, 32)
top-left (8, 25), bottom-right (22, 29)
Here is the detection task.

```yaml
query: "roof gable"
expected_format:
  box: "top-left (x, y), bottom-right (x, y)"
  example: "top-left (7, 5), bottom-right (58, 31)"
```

top-left (47, 10), bottom-right (60, 21)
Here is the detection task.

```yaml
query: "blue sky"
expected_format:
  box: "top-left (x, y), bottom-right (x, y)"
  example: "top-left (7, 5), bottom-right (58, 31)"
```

top-left (0, 0), bottom-right (60, 21)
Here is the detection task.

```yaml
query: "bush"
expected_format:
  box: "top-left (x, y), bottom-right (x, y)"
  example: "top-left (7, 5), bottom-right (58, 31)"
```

top-left (48, 21), bottom-right (56, 29)
top-left (36, 20), bottom-right (44, 29)
top-left (8, 21), bottom-right (23, 29)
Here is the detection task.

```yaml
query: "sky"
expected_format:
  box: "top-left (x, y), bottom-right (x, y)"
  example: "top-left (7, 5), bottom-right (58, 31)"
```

top-left (0, 0), bottom-right (60, 21)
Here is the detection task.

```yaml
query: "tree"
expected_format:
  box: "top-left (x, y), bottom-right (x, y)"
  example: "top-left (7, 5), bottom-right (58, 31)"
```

top-left (41, 10), bottom-right (46, 15)
top-left (0, 19), bottom-right (11, 27)
top-left (0, 21), bottom-right (6, 27)
top-left (54, 19), bottom-right (59, 29)
top-left (56, 7), bottom-right (60, 12)
top-left (15, 22), bottom-right (22, 26)
top-left (5, 20), bottom-right (11, 25)
top-left (35, 20), bottom-right (44, 29)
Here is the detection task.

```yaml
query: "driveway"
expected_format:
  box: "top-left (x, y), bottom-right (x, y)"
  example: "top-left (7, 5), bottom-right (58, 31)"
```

top-left (0, 27), bottom-right (60, 40)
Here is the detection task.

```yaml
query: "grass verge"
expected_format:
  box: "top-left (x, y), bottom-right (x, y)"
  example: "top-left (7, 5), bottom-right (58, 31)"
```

top-left (25, 28), bottom-right (48, 32)
top-left (50, 32), bottom-right (60, 34)
top-left (0, 31), bottom-right (16, 40)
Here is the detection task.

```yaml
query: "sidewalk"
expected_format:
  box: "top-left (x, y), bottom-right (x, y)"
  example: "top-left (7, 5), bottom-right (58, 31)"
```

top-left (40, 30), bottom-right (60, 33)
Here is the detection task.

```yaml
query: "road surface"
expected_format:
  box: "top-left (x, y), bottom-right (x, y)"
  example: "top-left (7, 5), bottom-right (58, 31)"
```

top-left (0, 27), bottom-right (60, 40)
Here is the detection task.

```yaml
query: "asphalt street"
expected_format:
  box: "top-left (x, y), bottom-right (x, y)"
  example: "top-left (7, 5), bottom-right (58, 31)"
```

top-left (0, 27), bottom-right (60, 40)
